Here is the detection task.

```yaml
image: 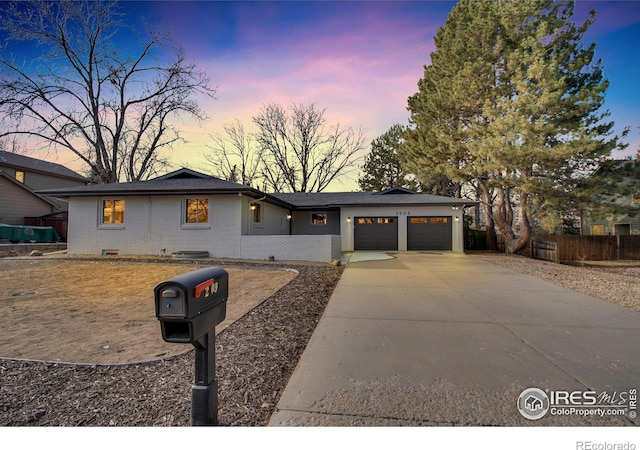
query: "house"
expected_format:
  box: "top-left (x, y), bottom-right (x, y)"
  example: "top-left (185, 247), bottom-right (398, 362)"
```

top-left (0, 171), bottom-right (60, 225)
top-left (0, 150), bottom-right (88, 227)
top-left (38, 168), bottom-right (476, 262)
top-left (581, 159), bottom-right (640, 236)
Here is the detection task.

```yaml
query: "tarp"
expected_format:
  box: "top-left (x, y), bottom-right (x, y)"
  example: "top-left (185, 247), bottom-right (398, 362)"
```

top-left (0, 223), bottom-right (61, 243)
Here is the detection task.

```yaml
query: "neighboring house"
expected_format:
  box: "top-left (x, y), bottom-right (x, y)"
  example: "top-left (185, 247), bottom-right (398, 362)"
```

top-left (581, 159), bottom-right (640, 236)
top-left (0, 150), bottom-right (88, 226)
top-left (0, 171), bottom-right (60, 225)
top-left (38, 168), bottom-right (476, 262)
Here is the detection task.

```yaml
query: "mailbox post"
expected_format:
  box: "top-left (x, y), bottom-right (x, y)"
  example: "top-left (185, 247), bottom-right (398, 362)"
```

top-left (154, 267), bottom-right (228, 426)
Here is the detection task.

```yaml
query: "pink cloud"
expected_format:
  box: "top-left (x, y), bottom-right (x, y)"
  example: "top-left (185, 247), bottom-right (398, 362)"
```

top-left (199, 9), bottom-right (437, 141)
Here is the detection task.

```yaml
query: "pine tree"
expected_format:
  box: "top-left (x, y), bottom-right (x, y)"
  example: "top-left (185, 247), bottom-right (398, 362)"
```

top-left (403, 0), bottom-right (624, 253)
top-left (357, 124), bottom-right (420, 192)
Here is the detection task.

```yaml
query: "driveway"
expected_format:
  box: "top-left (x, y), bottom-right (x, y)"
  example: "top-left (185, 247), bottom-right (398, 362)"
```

top-left (269, 252), bottom-right (640, 426)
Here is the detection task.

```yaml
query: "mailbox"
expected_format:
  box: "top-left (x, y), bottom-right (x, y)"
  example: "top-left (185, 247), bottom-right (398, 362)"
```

top-left (154, 267), bottom-right (228, 343)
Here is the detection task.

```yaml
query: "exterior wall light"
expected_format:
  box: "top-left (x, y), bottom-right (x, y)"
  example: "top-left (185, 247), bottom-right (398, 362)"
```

top-left (250, 204), bottom-right (256, 211)
top-left (455, 216), bottom-right (460, 222)
top-left (286, 214), bottom-right (292, 220)
top-left (347, 217), bottom-right (351, 223)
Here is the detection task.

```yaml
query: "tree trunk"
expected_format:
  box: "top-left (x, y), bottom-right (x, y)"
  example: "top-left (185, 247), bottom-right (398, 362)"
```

top-left (493, 186), bottom-right (519, 254)
top-left (477, 179), bottom-right (498, 251)
top-left (512, 192), bottom-right (532, 255)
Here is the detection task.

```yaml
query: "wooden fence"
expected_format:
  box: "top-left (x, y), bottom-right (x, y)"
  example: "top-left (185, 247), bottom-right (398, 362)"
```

top-left (24, 211), bottom-right (68, 242)
top-left (464, 229), bottom-right (488, 251)
top-left (532, 234), bottom-right (640, 261)
top-left (530, 237), bottom-right (559, 263)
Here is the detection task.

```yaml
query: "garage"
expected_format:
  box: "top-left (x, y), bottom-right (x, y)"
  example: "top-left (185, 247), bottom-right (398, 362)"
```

top-left (354, 217), bottom-right (398, 250)
top-left (407, 216), bottom-right (452, 251)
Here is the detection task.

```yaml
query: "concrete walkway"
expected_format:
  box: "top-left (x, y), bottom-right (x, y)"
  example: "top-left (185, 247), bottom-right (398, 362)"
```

top-left (269, 252), bottom-right (640, 426)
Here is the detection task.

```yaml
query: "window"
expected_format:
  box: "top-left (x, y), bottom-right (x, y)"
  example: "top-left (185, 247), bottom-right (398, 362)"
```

top-left (591, 225), bottom-right (605, 235)
top-left (251, 203), bottom-right (261, 223)
top-left (185, 198), bottom-right (209, 223)
top-left (311, 213), bottom-right (327, 225)
top-left (357, 218), bottom-right (394, 224)
top-left (102, 200), bottom-right (125, 224)
top-left (15, 171), bottom-right (24, 183)
top-left (430, 217), bottom-right (448, 224)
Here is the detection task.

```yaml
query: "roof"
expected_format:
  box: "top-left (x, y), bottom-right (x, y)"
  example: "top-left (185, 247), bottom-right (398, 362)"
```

top-left (38, 176), bottom-right (258, 196)
top-left (0, 150), bottom-right (87, 182)
top-left (271, 190), bottom-right (477, 208)
top-left (36, 170), bottom-right (293, 209)
top-left (37, 169), bottom-right (477, 210)
top-left (153, 167), bottom-right (215, 180)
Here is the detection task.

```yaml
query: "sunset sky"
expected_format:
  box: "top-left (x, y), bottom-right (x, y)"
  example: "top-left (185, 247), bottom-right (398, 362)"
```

top-left (6, 0), bottom-right (640, 190)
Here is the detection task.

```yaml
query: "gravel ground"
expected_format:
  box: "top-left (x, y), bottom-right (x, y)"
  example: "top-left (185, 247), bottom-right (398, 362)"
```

top-left (1, 253), bottom-right (638, 427)
top-left (469, 253), bottom-right (640, 312)
top-left (0, 261), bottom-right (343, 427)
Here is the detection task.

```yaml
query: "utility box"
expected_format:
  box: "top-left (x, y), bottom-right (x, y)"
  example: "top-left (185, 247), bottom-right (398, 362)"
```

top-left (154, 267), bottom-right (228, 343)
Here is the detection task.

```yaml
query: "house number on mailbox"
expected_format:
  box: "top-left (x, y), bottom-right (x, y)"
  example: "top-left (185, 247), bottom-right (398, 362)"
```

top-left (194, 278), bottom-right (219, 299)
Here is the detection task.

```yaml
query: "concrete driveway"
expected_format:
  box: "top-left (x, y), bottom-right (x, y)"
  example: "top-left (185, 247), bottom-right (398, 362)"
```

top-left (269, 252), bottom-right (640, 426)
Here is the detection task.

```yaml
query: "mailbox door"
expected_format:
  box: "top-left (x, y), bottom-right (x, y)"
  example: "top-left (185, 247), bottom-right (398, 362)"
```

top-left (157, 286), bottom-right (186, 318)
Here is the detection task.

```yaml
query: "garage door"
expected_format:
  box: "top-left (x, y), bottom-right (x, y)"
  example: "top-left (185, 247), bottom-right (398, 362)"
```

top-left (407, 217), bottom-right (452, 251)
top-left (354, 217), bottom-right (398, 250)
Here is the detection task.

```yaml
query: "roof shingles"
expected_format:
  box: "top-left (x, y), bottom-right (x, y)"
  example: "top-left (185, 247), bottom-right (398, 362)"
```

top-left (36, 167), bottom-right (475, 208)
top-left (0, 150), bottom-right (87, 182)
top-left (271, 191), bottom-right (476, 208)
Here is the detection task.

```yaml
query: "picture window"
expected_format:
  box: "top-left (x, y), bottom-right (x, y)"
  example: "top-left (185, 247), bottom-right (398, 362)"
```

top-left (102, 200), bottom-right (125, 224)
top-left (185, 198), bottom-right (209, 224)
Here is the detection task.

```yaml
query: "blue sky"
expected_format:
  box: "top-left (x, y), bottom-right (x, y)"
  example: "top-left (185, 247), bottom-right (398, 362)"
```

top-left (6, 1), bottom-right (640, 189)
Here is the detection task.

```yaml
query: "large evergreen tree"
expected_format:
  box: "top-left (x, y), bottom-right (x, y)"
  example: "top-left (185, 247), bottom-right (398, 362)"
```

top-left (357, 124), bottom-right (420, 192)
top-left (403, 0), bottom-right (624, 253)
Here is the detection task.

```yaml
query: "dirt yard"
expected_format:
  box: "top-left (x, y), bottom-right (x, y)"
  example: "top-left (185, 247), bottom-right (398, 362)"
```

top-left (0, 259), bottom-right (296, 364)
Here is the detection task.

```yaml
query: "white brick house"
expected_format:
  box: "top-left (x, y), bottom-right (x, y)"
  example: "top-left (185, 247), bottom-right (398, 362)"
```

top-left (39, 169), bottom-right (475, 262)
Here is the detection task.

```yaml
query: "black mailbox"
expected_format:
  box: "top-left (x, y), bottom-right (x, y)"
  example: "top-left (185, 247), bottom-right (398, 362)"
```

top-left (154, 267), bottom-right (228, 343)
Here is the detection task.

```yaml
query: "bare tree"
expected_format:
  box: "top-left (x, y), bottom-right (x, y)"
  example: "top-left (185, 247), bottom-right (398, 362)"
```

top-left (0, 0), bottom-right (216, 183)
top-left (252, 102), bottom-right (366, 192)
top-left (203, 120), bottom-right (263, 187)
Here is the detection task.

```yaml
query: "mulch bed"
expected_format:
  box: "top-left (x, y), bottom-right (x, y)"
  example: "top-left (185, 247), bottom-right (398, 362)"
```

top-left (0, 262), bottom-right (344, 426)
